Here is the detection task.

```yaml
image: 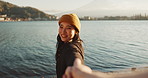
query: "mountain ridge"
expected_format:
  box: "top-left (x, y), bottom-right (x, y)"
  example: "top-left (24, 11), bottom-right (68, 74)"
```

top-left (0, 0), bottom-right (56, 20)
top-left (55, 0), bottom-right (148, 17)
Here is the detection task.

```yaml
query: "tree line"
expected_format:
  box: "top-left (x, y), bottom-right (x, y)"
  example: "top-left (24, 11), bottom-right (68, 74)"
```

top-left (0, 0), bottom-right (55, 20)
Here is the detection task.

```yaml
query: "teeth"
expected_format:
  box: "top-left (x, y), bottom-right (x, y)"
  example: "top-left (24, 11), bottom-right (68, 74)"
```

top-left (61, 35), bottom-right (66, 38)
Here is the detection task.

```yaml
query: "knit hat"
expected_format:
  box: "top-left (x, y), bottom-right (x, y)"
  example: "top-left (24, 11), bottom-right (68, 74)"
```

top-left (58, 14), bottom-right (81, 32)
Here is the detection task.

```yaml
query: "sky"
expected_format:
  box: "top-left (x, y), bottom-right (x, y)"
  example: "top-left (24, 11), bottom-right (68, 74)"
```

top-left (2, 0), bottom-right (148, 17)
top-left (2, 0), bottom-right (93, 14)
top-left (73, 0), bottom-right (148, 17)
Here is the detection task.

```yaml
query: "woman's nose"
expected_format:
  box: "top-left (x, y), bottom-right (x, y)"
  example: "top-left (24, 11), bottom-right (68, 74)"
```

top-left (61, 28), bottom-right (66, 34)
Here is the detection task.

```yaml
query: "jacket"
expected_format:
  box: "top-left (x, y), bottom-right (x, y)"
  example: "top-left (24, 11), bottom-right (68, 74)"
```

top-left (55, 41), bottom-right (84, 78)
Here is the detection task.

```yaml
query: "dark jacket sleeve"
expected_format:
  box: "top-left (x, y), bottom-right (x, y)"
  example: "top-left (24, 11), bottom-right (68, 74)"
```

top-left (64, 44), bottom-right (84, 66)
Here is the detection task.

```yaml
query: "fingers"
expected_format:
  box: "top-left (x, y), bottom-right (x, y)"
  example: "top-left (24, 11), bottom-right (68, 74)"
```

top-left (63, 66), bottom-right (72, 78)
top-left (62, 74), bottom-right (66, 78)
top-left (63, 58), bottom-right (83, 78)
top-left (73, 58), bottom-right (81, 67)
top-left (74, 58), bottom-right (92, 74)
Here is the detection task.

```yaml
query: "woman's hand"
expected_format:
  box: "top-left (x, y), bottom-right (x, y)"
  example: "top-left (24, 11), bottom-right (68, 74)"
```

top-left (63, 58), bottom-right (92, 78)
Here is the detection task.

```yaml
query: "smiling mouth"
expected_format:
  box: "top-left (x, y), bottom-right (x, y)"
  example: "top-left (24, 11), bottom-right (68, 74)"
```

top-left (61, 35), bottom-right (67, 38)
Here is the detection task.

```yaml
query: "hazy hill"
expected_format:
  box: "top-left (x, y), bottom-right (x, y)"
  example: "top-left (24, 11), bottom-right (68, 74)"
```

top-left (56, 0), bottom-right (148, 17)
top-left (0, 0), bottom-right (55, 20)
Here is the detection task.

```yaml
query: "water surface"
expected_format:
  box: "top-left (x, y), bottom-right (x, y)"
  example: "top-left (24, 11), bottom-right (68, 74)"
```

top-left (0, 21), bottom-right (148, 78)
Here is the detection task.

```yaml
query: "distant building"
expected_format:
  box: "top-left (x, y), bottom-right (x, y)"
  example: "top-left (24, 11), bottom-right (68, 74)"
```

top-left (49, 16), bottom-right (57, 20)
top-left (83, 16), bottom-right (91, 20)
top-left (0, 18), bottom-right (5, 21)
top-left (0, 14), bottom-right (7, 21)
top-left (0, 14), bottom-right (7, 18)
top-left (5, 18), bottom-right (11, 21)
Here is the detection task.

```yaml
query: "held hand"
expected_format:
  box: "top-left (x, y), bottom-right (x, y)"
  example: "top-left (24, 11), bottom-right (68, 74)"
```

top-left (63, 58), bottom-right (92, 78)
top-left (63, 59), bottom-right (148, 78)
top-left (72, 58), bottom-right (92, 76)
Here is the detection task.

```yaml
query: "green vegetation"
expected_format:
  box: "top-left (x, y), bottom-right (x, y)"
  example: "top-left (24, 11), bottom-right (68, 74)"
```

top-left (0, 0), bottom-right (56, 21)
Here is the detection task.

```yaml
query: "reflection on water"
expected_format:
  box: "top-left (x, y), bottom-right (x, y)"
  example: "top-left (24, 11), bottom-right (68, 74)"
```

top-left (0, 21), bottom-right (148, 77)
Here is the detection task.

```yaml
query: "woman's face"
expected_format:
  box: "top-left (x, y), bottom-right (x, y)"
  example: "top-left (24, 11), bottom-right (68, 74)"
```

top-left (59, 22), bottom-right (76, 42)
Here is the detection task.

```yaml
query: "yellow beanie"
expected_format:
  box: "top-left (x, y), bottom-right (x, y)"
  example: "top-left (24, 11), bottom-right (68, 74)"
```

top-left (58, 14), bottom-right (81, 32)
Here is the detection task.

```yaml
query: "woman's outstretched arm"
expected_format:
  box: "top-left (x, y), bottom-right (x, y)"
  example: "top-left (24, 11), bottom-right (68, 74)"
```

top-left (63, 58), bottom-right (148, 78)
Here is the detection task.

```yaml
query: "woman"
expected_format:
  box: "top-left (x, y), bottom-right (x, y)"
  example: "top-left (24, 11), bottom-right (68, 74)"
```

top-left (55, 14), bottom-right (84, 78)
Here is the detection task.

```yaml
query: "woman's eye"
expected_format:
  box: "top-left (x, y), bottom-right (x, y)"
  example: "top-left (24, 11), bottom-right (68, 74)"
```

top-left (67, 28), bottom-right (72, 29)
top-left (60, 26), bottom-right (63, 28)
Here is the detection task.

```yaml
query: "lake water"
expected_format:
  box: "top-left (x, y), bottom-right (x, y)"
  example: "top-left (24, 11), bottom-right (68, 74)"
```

top-left (0, 21), bottom-right (148, 78)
